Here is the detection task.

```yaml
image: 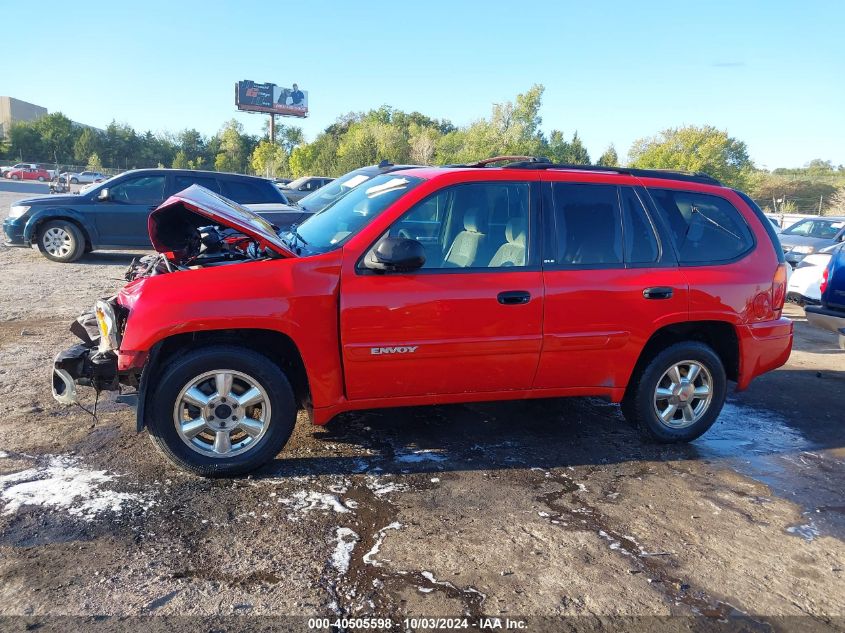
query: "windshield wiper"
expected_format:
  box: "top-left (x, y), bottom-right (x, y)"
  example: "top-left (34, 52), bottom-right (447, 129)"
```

top-left (691, 206), bottom-right (742, 241)
top-left (285, 223), bottom-right (309, 254)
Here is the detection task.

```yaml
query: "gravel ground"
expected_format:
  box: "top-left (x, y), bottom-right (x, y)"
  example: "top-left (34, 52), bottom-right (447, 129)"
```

top-left (0, 189), bottom-right (844, 632)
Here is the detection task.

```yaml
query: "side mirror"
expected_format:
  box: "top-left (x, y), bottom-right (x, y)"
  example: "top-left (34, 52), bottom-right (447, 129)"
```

top-left (364, 237), bottom-right (425, 273)
top-left (97, 188), bottom-right (110, 201)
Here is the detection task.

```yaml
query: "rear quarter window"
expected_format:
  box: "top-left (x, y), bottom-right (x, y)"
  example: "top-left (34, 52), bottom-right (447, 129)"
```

top-left (220, 179), bottom-right (284, 204)
top-left (648, 188), bottom-right (754, 264)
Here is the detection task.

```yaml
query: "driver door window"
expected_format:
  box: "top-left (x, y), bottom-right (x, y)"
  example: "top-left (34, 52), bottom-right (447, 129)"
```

top-left (109, 176), bottom-right (166, 205)
top-left (386, 182), bottom-right (530, 269)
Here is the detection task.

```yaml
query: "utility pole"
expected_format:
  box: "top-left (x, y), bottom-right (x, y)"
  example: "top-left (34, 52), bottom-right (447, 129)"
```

top-left (819, 195), bottom-right (823, 215)
top-left (269, 114), bottom-right (276, 144)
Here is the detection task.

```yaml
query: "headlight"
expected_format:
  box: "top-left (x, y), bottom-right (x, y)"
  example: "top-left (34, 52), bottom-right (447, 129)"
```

top-left (94, 300), bottom-right (119, 352)
top-left (791, 245), bottom-right (815, 254)
top-left (8, 205), bottom-right (29, 219)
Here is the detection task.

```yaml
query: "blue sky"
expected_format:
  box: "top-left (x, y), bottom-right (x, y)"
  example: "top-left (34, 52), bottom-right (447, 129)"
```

top-left (5, 0), bottom-right (843, 168)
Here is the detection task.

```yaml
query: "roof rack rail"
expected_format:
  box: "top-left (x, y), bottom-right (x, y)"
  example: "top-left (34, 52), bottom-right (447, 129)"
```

top-left (499, 158), bottom-right (722, 186)
top-left (444, 155), bottom-right (721, 186)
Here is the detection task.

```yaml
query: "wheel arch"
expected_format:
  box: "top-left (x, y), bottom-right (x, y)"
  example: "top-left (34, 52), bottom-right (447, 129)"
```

top-left (24, 209), bottom-right (95, 249)
top-left (137, 328), bottom-right (311, 432)
top-left (625, 320), bottom-right (739, 398)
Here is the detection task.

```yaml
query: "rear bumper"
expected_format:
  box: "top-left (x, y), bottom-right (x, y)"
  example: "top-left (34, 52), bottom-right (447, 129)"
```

top-left (736, 317), bottom-right (793, 390)
top-left (805, 306), bottom-right (845, 349)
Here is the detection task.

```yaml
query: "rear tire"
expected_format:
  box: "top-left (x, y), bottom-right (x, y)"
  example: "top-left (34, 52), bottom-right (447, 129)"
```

top-left (622, 341), bottom-right (726, 443)
top-left (38, 176), bottom-right (45, 182)
top-left (70, 177), bottom-right (79, 184)
top-left (147, 345), bottom-right (297, 477)
top-left (37, 220), bottom-right (85, 263)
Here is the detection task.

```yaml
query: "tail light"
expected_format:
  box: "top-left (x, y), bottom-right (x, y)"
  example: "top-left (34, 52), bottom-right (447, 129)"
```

top-left (771, 263), bottom-right (787, 316)
top-left (820, 267), bottom-right (829, 295)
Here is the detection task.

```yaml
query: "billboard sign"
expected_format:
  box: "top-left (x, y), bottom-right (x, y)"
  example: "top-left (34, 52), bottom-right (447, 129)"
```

top-left (235, 80), bottom-right (308, 118)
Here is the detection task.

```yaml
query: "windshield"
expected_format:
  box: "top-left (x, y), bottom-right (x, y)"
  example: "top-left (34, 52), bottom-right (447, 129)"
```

top-left (293, 174), bottom-right (423, 253)
top-left (297, 169), bottom-right (377, 213)
top-left (783, 219), bottom-right (844, 239)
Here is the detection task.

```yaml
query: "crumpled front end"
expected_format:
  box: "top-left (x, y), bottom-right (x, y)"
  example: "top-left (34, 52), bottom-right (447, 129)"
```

top-left (51, 304), bottom-right (125, 404)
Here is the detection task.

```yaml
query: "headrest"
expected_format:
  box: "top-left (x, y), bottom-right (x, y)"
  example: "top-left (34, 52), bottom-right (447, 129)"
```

top-left (463, 207), bottom-right (487, 233)
top-left (506, 218), bottom-right (526, 246)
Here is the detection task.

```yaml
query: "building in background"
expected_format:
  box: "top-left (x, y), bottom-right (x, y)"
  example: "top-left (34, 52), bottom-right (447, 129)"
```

top-left (0, 96), bottom-right (47, 138)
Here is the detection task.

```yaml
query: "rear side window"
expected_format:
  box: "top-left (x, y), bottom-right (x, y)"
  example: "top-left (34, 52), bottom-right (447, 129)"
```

top-left (220, 179), bottom-right (283, 204)
top-left (174, 175), bottom-right (220, 193)
top-left (551, 183), bottom-right (622, 266)
top-left (648, 189), bottom-right (753, 264)
top-left (621, 187), bottom-right (659, 263)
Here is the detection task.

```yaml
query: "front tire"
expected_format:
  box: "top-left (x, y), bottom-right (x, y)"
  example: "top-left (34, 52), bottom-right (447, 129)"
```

top-left (37, 220), bottom-right (85, 262)
top-left (38, 176), bottom-right (45, 182)
top-left (147, 345), bottom-right (297, 477)
top-left (622, 341), bottom-right (726, 443)
top-left (70, 177), bottom-right (79, 184)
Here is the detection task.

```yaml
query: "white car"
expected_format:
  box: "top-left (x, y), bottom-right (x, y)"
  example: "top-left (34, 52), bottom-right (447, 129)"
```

top-left (786, 250), bottom-right (834, 305)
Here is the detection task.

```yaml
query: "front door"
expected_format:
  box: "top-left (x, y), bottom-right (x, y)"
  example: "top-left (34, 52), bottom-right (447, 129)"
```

top-left (95, 174), bottom-right (167, 247)
top-left (534, 181), bottom-right (689, 391)
top-left (340, 180), bottom-right (544, 400)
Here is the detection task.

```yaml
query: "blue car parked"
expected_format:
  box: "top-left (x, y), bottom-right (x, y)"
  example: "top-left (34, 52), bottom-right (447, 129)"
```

top-left (2, 168), bottom-right (305, 262)
top-left (805, 242), bottom-right (845, 350)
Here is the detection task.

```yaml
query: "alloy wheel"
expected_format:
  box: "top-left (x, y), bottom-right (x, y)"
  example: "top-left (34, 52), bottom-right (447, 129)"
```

top-left (42, 227), bottom-right (74, 258)
top-left (652, 360), bottom-right (713, 429)
top-left (173, 369), bottom-right (271, 458)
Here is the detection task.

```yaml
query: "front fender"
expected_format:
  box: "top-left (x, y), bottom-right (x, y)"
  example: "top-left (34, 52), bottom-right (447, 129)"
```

top-left (24, 207), bottom-right (98, 245)
top-left (118, 252), bottom-right (344, 409)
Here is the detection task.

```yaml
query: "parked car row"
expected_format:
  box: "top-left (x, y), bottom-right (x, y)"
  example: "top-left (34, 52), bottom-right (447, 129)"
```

top-left (57, 170), bottom-right (110, 185)
top-left (3, 168), bottom-right (298, 262)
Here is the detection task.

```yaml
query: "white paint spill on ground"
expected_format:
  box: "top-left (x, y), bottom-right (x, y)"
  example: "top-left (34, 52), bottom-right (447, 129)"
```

top-left (0, 451), bottom-right (9, 459)
top-left (276, 490), bottom-right (352, 519)
top-left (0, 455), bottom-right (154, 520)
top-left (394, 449), bottom-right (447, 464)
top-left (363, 522), bottom-right (403, 567)
top-left (331, 527), bottom-right (359, 575)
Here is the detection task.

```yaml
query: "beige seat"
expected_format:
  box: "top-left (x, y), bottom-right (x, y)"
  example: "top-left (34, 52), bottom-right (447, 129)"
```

top-left (444, 208), bottom-right (487, 268)
top-left (488, 218), bottom-right (526, 267)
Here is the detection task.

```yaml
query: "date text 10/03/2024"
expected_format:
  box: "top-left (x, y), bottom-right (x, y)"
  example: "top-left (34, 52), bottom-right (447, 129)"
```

top-left (307, 617), bottom-right (528, 630)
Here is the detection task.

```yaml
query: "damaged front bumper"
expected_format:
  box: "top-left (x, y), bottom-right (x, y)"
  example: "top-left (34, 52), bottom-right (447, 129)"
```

top-left (51, 309), bottom-right (122, 405)
top-left (52, 344), bottom-right (119, 404)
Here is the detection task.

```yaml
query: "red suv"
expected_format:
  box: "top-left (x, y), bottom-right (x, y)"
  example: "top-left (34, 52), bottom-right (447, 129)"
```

top-left (51, 158), bottom-right (793, 476)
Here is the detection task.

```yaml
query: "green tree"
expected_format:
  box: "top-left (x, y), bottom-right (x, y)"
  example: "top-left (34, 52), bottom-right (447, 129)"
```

top-left (74, 128), bottom-right (102, 164)
top-left (32, 113), bottom-right (77, 164)
top-left (251, 140), bottom-right (286, 178)
top-left (597, 144), bottom-right (619, 167)
top-left (7, 122), bottom-right (42, 161)
top-left (87, 153), bottom-right (103, 170)
top-left (628, 125), bottom-right (753, 188)
top-left (214, 119), bottom-right (246, 173)
top-left (172, 150), bottom-right (189, 169)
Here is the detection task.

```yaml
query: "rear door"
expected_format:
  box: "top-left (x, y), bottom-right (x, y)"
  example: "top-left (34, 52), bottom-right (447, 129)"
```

top-left (340, 179), bottom-right (544, 400)
top-left (535, 179), bottom-right (689, 392)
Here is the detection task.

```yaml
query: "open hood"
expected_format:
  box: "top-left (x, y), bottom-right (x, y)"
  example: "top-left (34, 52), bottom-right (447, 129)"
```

top-left (149, 185), bottom-right (296, 258)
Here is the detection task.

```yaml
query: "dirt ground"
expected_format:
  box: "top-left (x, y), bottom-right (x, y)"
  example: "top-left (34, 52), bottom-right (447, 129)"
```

top-left (1, 188), bottom-right (844, 632)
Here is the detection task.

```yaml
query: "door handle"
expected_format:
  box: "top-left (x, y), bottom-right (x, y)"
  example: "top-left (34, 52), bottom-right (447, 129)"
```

top-left (498, 290), bottom-right (531, 305)
top-left (643, 286), bottom-right (674, 300)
